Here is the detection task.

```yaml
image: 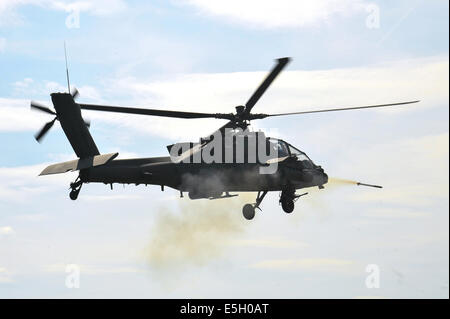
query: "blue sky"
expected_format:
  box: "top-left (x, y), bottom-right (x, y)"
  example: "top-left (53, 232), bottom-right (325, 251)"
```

top-left (0, 0), bottom-right (448, 298)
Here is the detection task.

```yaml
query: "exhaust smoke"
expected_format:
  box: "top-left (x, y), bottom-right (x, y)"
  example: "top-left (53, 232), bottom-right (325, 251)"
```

top-left (145, 193), bottom-right (255, 271)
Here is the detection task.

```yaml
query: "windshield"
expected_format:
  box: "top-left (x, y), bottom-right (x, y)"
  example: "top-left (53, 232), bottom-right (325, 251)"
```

top-left (267, 139), bottom-right (315, 167)
top-left (287, 143), bottom-right (315, 167)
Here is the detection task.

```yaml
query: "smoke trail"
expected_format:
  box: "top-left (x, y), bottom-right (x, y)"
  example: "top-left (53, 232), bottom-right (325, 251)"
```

top-left (328, 177), bottom-right (358, 186)
top-left (145, 192), bottom-right (255, 271)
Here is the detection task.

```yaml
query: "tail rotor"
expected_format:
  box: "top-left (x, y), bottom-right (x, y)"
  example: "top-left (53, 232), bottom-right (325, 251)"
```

top-left (30, 101), bottom-right (58, 143)
top-left (71, 87), bottom-right (79, 100)
top-left (30, 87), bottom-right (86, 143)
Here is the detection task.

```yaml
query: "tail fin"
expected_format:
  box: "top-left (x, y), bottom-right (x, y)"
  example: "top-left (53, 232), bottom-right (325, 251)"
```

top-left (51, 93), bottom-right (100, 158)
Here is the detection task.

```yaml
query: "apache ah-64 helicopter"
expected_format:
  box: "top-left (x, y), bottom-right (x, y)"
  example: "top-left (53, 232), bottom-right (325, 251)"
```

top-left (31, 57), bottom-right (418, 220)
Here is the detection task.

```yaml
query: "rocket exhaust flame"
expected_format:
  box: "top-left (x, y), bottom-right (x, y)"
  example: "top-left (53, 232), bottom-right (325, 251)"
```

top-left (328, 177), bottom-right (359, 185)
top-left (329, 178), bottom-right (382, 188)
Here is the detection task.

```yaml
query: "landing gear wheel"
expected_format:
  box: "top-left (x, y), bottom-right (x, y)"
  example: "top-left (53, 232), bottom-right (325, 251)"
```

top-left (69, 177), bottom-right (82, 201)
top-left (69, 188), bottom-right (80, 200)
top-left (281, 198), bottom-right (294, 213)
top-left (242, 204), bottom-right (256, 220)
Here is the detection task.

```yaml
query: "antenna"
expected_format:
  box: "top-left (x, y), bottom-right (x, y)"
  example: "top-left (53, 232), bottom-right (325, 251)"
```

top-left (64, 41), bottom-right (70, 94)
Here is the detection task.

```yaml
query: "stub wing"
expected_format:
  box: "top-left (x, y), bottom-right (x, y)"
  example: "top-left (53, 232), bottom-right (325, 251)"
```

top-left (39, 152), bottom-right (118, 176)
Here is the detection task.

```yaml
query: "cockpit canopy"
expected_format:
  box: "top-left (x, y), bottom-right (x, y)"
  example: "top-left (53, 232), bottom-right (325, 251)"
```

top-left (167, 133), bottom-right (315, 166)
top-left (267, 138), bottom-right (315, 168)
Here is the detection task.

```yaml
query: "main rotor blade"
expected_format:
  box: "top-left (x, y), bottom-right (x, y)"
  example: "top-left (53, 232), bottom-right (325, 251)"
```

top-left (30, 101), bottom-right (57, 116)
top-left (244, 57), bottom-right (291, 115)
top-left (35, 118), bottom-right (56, 142)
top-left (262, 100), bottom-right (420, 118)
top-left (79, 103), bottom-right (233, 120)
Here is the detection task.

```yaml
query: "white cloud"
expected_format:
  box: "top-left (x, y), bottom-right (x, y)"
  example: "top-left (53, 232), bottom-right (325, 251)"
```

top-left (250, 258), bottom-right (354, 270)
top-left (0, 0), bottom-right (127, 26)
top-left (348, 132), bottom-right (449, 206)
top-left (0, 81), bottom-right (102, 133)
top-left (229, 237), bottom-right (309, 249)
top-left (99, 56), bottom-right (448, 140)
top-left (0, 226), bottom-right (14, 235)
top-left (47, 0), bottom-right (127, 16)
top-left (0, 97), bottom-right (50, 132)
top-left (180, 0), bottom-right (369, 28)
top-left (11, 78), bottom-right (69, 96)
top-left (0, 0), bottom-right (127, 16)
top-left (13, 77), bottom-right (33, 89)
top-left (80, 194), bottom-right (144, 202)
top-left (0, 267), bottom-right (13, 283)
top-left (43, 81), bottom-right (67, 94)
top-left (2, 56), bottom-right (447, 143)
top-left (45, 263), bottom-right (142, 275)
top-left (362, 208), bottom-right (429, 219)
top-left (0, 163), bottom-right (76, 202)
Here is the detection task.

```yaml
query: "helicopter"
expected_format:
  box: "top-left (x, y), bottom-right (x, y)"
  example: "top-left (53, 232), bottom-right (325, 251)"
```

top-left (30, 57), bottom-right (419, 220)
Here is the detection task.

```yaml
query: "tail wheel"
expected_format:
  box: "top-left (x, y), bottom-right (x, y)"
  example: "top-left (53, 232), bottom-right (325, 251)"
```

top-left (242, 204), bottom-right (256, 220)
top-left (69, 178), bottom-right (82, 200)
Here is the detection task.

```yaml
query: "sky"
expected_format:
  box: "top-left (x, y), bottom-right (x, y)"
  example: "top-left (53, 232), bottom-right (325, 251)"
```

top-left (0, 0), bottom-right (448, 298)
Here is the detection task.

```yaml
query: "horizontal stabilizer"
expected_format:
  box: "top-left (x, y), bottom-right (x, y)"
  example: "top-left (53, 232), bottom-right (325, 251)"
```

top-left (39, 152), bottom-right (118, 176)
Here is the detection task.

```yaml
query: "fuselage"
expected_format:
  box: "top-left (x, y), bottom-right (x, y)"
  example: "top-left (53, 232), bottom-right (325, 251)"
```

top-left (80, 154), bottom-right (328, 198)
